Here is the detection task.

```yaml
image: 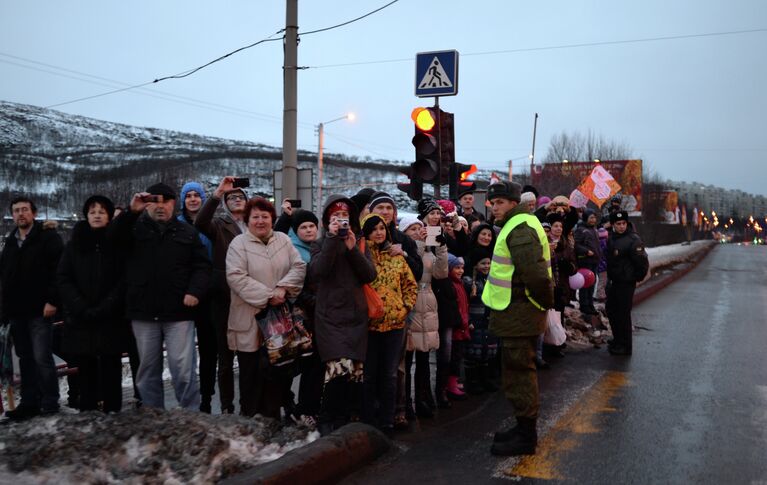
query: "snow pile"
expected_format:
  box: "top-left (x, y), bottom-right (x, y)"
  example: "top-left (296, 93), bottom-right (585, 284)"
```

top-left (0, 408), bottom-right (318, 484)
top-left (646, 240), bottom-right (715, 272)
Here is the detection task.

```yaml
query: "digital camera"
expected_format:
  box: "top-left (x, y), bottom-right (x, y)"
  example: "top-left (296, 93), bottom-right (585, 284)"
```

top-left (337, 218), bottom-right (350, 237)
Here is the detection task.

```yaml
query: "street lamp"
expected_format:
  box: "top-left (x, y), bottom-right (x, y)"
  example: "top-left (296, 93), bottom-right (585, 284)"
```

top-left (316, 113), bottom-right (354, 212)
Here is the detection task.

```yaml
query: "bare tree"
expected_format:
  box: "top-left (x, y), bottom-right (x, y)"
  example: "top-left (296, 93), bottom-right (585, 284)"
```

top-left (542, 130), bottom-right (632, 163)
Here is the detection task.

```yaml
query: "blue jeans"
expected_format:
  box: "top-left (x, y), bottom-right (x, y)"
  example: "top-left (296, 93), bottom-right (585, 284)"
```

top-left (131, 320), bottom-right (200, 410)
top-left (10, 317), bottom-right (60, 411)
top-left (364, 328), bottom-right (405, 427)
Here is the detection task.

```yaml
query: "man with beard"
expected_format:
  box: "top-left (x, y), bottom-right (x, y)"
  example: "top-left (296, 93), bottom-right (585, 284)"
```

top-left (0, 197), bottom-right (64, 420)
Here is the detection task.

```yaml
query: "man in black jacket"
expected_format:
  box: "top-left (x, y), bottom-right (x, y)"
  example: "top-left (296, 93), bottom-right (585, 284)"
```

top-left (0, 197), bottom-right (64, 420)
top-left (113, 183), bottom-right (211, 410)
top-left (605, 211), bottom-right (649, 356)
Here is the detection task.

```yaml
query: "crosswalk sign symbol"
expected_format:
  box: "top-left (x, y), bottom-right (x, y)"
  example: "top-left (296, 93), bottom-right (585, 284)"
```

top-left (415, 50), bottom-right (458, 97)
top-left (418, 57), bottom-right (453, 89)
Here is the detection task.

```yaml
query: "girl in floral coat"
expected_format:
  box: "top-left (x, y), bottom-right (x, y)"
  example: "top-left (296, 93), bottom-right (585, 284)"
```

top-left (361, 214), bottom-right (418, 432)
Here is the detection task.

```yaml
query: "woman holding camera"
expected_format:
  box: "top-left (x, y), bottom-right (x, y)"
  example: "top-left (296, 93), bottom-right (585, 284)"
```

top-left (310, 195), bottom-right (377, 435)
top-left (226, 197), bottom-right (306, 418)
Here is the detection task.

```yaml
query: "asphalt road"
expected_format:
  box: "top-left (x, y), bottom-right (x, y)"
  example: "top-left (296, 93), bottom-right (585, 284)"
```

top-left (341, 244), bottom-right (767, 484)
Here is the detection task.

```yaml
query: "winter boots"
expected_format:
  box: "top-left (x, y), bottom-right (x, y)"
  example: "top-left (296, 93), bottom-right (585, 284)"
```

top-left (491, 417), bottom-right (538, 456)
top-left (446, 376), bottom-right (467, 400)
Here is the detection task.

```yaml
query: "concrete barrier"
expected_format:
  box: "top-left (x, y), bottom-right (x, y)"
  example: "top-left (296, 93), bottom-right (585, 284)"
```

top-left (221, 422), bottom-right (391, 485)
top-left (634, 241), bottom-right (716, 306)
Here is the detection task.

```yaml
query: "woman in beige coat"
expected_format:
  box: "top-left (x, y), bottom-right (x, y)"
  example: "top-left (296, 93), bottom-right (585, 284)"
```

top-left (226, 197), bottom-right (306, 418)
top-left (400, 215), bottom-right (448, 418)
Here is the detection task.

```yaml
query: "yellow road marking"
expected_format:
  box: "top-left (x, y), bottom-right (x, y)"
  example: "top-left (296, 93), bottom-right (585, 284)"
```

top-left (506, 371), bottom-right (629, 480)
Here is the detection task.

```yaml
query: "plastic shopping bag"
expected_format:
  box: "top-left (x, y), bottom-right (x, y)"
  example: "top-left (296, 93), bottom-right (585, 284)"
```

top-left (543, 309), bottom-right (567, 346)
top-left (256, 303), bottom-right (313, 366)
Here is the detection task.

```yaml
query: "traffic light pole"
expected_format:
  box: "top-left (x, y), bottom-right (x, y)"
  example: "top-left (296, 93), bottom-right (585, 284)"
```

top-left (433, 97), bottom-right (441, 199)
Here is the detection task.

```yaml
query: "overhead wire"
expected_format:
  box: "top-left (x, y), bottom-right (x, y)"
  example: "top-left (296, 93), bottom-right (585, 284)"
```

top-left (306, 27), bottom-right (767, 69)
top-left (299, 0), bottom-right (399, 36)
top-left (31, 2), bottom-right (401, 109)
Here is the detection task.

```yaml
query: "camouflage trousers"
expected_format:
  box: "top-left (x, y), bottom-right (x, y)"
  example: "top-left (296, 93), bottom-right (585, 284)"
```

top-left (500, 336), bottom-right (539, 419)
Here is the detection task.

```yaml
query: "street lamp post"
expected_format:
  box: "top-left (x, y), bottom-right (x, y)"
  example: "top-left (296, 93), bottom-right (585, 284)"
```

top-left (316, 113), bottom-right (354, 212)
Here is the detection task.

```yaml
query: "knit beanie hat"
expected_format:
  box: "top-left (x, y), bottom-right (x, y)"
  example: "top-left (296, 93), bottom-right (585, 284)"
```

top-left (417, 198), bottom-right (442, 220)
top-left (437, 199), bottom-right (457, 218)
top-left (327, 201), bottom-right (350, 218)
top-left (537, 196), bottom-right (551, 208)
top-left (180, 181), bottom-right (207, 211)
top-left (361, 213), bottom-right (391, 241)
top-left (368, 191), bottom-right (396, 212)
top-left (468, 246), bottom-right (492, 268)
top-left (583, 209), bottom-right (597, 223)
top-left (598, 227), bottom-right (609, 239)
top-left (82, 195), bottom-right (115, 221)
top-left (291, 209), bottom-right (319, 233)
top-left (350, 187), bottom-right (376, 213)
top-left (520, 192), bottom-right (536, 205)
top-left (547, 212), bottom-right (565, 225)
top-left (448, 253), bottom-right (464, 270)
top-left (146, 182), bottom-right (177, 201)
top-left (399, 215), bottom-right (423, 233)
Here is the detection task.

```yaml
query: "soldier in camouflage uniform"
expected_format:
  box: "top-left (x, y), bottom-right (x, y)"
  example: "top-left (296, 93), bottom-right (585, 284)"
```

top-left (482, 181), bottom-right (554, 456)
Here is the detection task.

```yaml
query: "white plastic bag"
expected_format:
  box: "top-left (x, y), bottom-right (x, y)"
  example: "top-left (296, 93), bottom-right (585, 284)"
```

top-left (543, 309), bottom-right (567, 346)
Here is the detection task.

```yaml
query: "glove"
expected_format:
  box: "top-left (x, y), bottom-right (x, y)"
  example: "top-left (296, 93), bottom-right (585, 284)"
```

top-left (435, 234), bottom-right (446, 246)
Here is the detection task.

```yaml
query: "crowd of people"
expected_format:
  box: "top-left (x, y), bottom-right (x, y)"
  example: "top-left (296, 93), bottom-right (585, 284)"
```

top-left (0, 176), bottom-right (649, 457)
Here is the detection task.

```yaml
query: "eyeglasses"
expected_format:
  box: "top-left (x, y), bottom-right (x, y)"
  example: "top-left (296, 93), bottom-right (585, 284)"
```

top-left (226, 194), bottom-right (246, 202)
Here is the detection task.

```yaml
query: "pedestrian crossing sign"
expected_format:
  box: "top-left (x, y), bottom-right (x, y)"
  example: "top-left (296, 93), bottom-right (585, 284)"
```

top-left (415, 50), bottom-right (459, 97)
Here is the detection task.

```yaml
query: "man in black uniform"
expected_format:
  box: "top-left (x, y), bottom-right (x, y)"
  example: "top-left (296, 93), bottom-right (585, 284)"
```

top-left (605, 211), bottom-right (649, 356)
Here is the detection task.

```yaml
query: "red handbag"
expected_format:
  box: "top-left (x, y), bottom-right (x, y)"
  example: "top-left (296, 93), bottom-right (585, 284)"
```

top-left (358, 238), bottom-right (385, 319)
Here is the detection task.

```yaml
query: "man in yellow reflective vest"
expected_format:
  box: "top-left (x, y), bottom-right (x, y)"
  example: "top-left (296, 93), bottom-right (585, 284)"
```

top-left (482, 181), bottom-right (554, 456)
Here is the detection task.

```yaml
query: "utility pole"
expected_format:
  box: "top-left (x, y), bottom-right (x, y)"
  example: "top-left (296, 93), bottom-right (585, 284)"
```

top-left (316, 122), bottom-right (324, 213)
top-left (282, 0), bottom-right (298, 199)
top-left (530, 112), bottom-right (538, 175)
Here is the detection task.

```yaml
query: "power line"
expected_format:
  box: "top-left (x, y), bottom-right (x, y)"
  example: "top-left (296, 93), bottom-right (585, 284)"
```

top-left (42, 30), bottom-right (285, 109)
top-left (307, 27), bottom-right (767, 69)
top-left (32, 2), bottom-right (401, 109)
top-left (300, 0), bottom-right (399, 36)
top-left (0, 52), bottom-right (321, 127)
top-left (152, 32), bottom-right (284, 83)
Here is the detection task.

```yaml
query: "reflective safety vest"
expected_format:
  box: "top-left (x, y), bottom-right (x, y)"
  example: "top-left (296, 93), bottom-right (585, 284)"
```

top-left (481, 213), bottom-right (552, 311)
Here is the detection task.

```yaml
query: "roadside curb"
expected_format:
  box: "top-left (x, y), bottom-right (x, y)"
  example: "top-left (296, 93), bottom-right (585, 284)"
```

top-left (634, 241), bottom-right (716, 306)
top-left (221, 422), bottom-right (391, 485)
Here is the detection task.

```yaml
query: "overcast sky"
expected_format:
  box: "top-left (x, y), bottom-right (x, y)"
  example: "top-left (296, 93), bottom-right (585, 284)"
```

top-left (2, 1), bottom-right (766, 195)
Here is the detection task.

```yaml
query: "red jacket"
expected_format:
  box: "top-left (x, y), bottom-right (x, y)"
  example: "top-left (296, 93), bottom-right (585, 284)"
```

top-left (450, 273), bottom-right (471, 341)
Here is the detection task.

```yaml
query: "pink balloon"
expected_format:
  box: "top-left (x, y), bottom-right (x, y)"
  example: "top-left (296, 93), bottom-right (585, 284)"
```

top-left (569, 272), bottom-right (585, 290)
top-left (578, 268), bottom-right (596, 288)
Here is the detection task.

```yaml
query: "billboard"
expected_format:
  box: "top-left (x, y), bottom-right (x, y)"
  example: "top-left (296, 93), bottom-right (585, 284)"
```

top-left (531, 159), bottom-right (643, 215)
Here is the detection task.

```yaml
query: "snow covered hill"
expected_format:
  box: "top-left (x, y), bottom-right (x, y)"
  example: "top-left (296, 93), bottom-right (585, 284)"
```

top-left (0, 101), bottom-right (419, 217)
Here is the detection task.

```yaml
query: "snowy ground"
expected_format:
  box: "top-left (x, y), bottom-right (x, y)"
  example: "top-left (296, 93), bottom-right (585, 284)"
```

top-left (0, 408), bottom-right (318, 484)
top-left (0, 240), bottom-right (715, 482)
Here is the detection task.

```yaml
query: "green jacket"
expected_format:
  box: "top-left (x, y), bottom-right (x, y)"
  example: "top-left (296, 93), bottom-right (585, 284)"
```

top-left (488, 204), bottom-right (554, 337)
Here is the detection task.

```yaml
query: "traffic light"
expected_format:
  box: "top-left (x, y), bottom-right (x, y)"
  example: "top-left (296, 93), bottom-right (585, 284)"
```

top-left (437, 110), bottom-right (455, 185)
top-left (449, 163), bottom-right (477, 199)
top-left (411, 107), bottom-right (440, 184)
top-left (397, 165), bottom-right (423, 201)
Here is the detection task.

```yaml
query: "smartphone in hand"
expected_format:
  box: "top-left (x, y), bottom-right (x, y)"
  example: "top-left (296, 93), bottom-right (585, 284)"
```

top-left (425, 226), bottom-right (442, 246)
top-left (232, 177), bottom-right (250, 188)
